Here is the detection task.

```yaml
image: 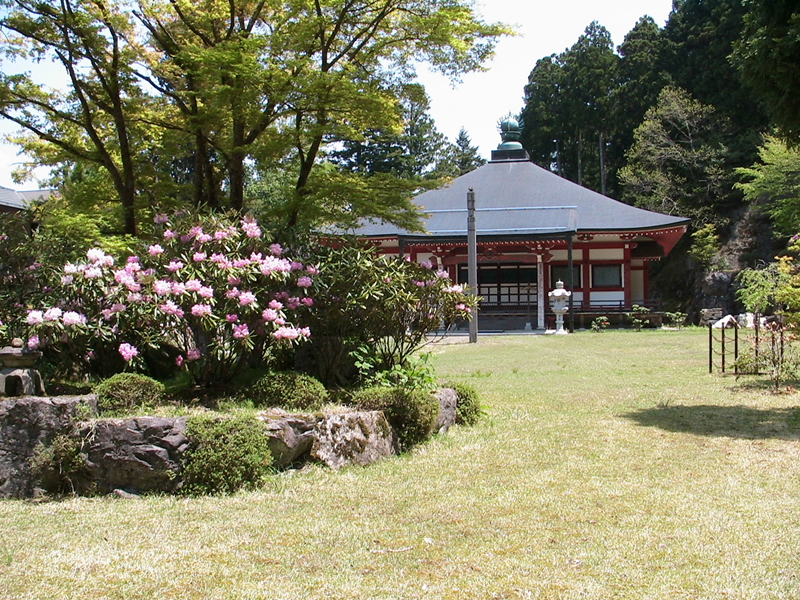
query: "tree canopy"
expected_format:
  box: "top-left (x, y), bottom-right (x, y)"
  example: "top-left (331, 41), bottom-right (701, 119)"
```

top-left (0, 0), bottom-right (508, 235)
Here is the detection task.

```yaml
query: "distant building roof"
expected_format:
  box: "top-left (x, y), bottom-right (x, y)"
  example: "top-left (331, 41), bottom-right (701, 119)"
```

top-left (0, 186), bottom-right (52, 212)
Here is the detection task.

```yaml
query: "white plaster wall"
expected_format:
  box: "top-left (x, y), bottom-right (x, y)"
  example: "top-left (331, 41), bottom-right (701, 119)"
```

top-left (589, 248), bottom-right (624, 260)
top-left (550, 249), bottom-right (583, 261)
top-left (590, 291), bottom-right (625, 306)
top-left (631, 270), bottom-right (645, 304)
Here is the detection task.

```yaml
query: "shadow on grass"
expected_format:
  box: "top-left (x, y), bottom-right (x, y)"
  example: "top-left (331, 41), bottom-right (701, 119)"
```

top-left (621, 404), bottom-right (800, 439)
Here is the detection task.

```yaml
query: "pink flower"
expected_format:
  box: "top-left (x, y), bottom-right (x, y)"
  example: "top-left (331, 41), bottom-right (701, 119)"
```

top-left (127, 292), bottom-right (144, 303)
top-left (160, 300), bottom-right (184, 317)
top-left (197, 233), bottom-right (212, 243)
top-left (153, 280), bottom-right (173, 295)
top-left (148, 244), bottom-right (165, 256)
top-left (187, 348), bottom-right (201, 361)
top-left (214, 230), bottom-right (230, 241)
top-left (167, 260), bottom-right (184, 272)
top-left (420, 260), bottom-right (433, 269)
top-left (62, 311), bottom-right (87, 326)
top-left (191, 304), bottom-right (213, 317)
top-left (232, 258), bottom-right (251, 268)
top-left (226, 314), bottom-right (240, 323)
top-left (164, 229), bottom-right (177, 240)
top-left (241, 219), bottom-right (261, 238)
top-left (84, 266), bottom-right (103, 279)
top-left (233, 324), bottom-right (250, 339)
top-left (27, 335), bottom-right (40, 350)
top-left (305, 265), bottom-right (320, 275)
top-left (154, 213), bottom-right (169, 224)
top-left (193, 252), bottom-right (207, 262)
top-left (270, 243), bottom-right (282, 256)
top-left (269, 300), bottom-right (283, 310)
top-left (175, 355), bottom-right (184, 367)
top-left (436, 269), bottom-right (450, 278)
top-left (226, 288), bottom-right (241, 299)
top-left (259, 256), bottom-right (292, 275)
top-left (44, 307), bottom-right (63, 321)
top-left (227, 276), bottom-right (241, 286)
top-left (171, 282), bottom-right (186, 295)
top-left (86, 248), bottom-right (107, 263)
top-left (238, 291), bottom-right (257, 306)
top-left (272, 326), bottom-right (300, 340)
top-left (185, 279), bottom-right (202, 292)
top-left (26, 311), bottom-right (44, 325)
top-left (198, 286), bottom-right (214, 299)
top-left (297, 276), bottom-right (313, 288)
top-left (261, 308), bottom-right (278, 322)
top-left (119, 343), bottom-right (139, 362)
top-left (290, 261), bottom-right (303, 271)
top-left (301, 297), bottom-right (314, 307)
top-left (61, 275), bottom-right (74, 285)
top-left (64, 263), bottom-right (79, 274)
top-left (287, 297), bottom-right (300, 309)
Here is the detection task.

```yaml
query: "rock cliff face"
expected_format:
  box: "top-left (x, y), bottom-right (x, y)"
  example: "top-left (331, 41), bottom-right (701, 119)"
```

top-left (0, 391), bottom-right (459, 498)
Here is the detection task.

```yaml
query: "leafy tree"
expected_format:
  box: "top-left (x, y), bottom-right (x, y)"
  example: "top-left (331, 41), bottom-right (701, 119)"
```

top-left (613, 16), bottom-right (673, 176)
top-left (520, 22), bottom-right (619, 194)
top-left (330, 83), bottom-right (448, 179)
top-left (737, 136), bottom-right (800, 237)
top-left (733, 0), bottom-right (800, 145)
top-left (0, 0), bottom-right (152, 235)
top-left (0, 0), bottom-right (509, 235)
top-left (663, 0), bottom-right (768, 165)
top-left (619, 86), bottom-right (732, 223)
top-left (436, 128), bottom-right (486, 177)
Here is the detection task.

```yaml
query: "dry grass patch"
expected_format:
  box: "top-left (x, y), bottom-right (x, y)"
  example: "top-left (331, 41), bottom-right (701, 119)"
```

top-left (1, 330), bottom-right (799, 599)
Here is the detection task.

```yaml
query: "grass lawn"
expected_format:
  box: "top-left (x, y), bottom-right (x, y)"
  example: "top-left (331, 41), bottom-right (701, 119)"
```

top-left (2, 329), bottom-right (799, 599)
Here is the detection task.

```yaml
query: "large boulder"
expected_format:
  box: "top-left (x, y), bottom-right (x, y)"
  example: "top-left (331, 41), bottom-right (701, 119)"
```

top-left (81, 416), bottom-right (188, 494)
top-left (0, 395), bottom-right (96, 498)
top-left (434, 388), bottom-right (458, 434)
top-left (257, 409), bottom-right (318, 468)
top-left (310, 410), bottom-right (396, 469)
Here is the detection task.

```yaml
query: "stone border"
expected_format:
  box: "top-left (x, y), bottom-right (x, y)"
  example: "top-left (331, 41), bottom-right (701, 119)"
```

top-left (0, 389), bottom-right (458, 498)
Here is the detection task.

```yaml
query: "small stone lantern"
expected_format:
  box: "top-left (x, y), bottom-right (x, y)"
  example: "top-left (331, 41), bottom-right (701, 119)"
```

top-left (0, 338), bottom-right (46, 397)
top-left (548, 280), bottom-right (572, 335)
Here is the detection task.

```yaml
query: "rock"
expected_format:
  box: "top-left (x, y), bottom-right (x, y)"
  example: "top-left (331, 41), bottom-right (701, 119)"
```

top-left (310, 411), bottom-right (396, 469)
top-left (0, 395), bottom-right (97, 499)
top-left (81, 416), bottom-right (188, 494)
top-left (257, 409), bottom-right (319, 468)
top-left (434, 388), bottom-right (458, 434)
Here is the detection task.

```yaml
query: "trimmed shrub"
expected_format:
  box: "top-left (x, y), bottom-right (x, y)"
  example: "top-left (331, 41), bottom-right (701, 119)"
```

top-left (443, 381), bottom-right (484, 425)
top-left (182, 415), bottom-right (273, 496)
top-left (352, 386), bottom-right (440, 450)
top-left (248, 371), bottom-right (328, 411)
top-left (94, 373), bottom-right (165, 415)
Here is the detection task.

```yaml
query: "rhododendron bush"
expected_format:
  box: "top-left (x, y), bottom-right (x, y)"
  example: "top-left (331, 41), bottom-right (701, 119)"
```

top-left (299, 242), bottom-right (476, 387)
top-left (21, 210), bottom-right (313, 383)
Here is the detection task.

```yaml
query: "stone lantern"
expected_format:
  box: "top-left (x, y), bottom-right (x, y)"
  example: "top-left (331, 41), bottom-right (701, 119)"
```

top-left (0, 338), bottom-right (46, 397)
top-left (548, 280), bottom-right (571, 335)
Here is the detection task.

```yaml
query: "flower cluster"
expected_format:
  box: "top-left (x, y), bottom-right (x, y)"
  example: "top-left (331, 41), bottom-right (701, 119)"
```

top-left (25, 211), bottom-right (315, 383)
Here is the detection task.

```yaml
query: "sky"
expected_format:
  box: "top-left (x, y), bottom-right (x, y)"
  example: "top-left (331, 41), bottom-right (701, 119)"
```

top-left (0, 0), bottom-right (674, 191)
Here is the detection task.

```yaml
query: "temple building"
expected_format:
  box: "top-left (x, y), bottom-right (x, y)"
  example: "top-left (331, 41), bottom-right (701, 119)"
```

top-left (354, 120), bottom-right (690, 330)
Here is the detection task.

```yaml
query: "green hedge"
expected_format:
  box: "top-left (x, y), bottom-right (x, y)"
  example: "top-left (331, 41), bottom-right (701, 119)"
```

top-left (351, 386), bottom-right (439, 450)
top-left (182, 415), bottom-right (273, 496)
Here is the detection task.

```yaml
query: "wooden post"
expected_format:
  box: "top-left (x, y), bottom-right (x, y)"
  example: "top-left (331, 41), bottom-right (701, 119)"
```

top-left (468, 188), bottom-right (478, 344)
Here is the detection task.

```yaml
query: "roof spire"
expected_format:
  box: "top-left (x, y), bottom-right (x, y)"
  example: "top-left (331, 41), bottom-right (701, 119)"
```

top-left (491, 117), bottom-right (529, 162)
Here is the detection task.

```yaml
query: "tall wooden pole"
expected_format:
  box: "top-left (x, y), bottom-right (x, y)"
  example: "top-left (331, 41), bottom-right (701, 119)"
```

top-left (468, 187), bottom-right (478, 343)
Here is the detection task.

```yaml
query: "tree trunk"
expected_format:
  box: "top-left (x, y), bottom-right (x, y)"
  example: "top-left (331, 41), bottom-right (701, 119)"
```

top-left (599, 131), bottom-right (607, 196)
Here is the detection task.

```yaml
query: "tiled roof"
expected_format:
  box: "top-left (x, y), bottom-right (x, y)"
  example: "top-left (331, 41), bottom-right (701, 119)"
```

top-left (0, 186), bottom-right (52, 210)
top-left (353, 159), bottom-right (690, 239)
